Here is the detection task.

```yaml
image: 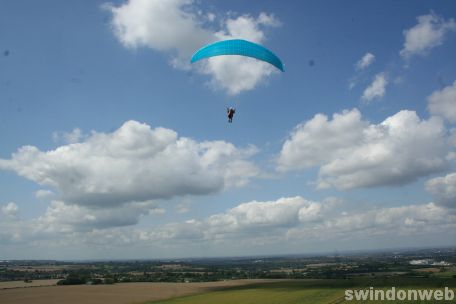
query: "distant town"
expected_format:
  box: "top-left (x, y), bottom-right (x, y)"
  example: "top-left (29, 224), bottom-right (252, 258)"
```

top-left (1, 247), bottom-right (455, 286)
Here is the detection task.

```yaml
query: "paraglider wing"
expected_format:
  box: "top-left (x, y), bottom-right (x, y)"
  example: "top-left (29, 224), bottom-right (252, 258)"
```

top-left (191, 39), bottom-right (284, 72)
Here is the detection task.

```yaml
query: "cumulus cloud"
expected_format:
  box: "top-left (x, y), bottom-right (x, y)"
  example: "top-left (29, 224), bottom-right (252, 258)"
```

top-left (278, 109), bottom-right (367, 171)
top-left (1, 202), bottom-right (18, 219)
top-left (114, 198), bottom-right (455, 247)
top-left (106, 0), bottom-right (212, 60)
top-left (35, 189), bottom-right (55, 200)
top-left (449, 129), bottom-right (456, 148)
top-left (218, 196), bottom-right (323, 227)
top-left (278, 109), bottom-right (449, 190)
top-left (426, 173), bottom-right (456, 208)
top-left (428, 80), bottom-right (456, 123)
top-left (0, 201), bottom-right (164, 245)
top-left (348, 53), bottom-right (375, 90)
top-left (400, 12), bottom-right (456, 58)
top-left (361, 73), bottom-right (388, 103)
top-left (356, 52), bottom-right (375, 70)
top-left (106, 0), bottom-right (281, 95)
top-left (36, 200), bottom-right (163, 232)
top-left (142, 196), bottom-right (327, 242)
top-left (200, 52), bottom-right (276, 95)
top-left (287, 203), bottom-right (455, 240)
top-left (196, 13), bottom-right (281, 95)
top-left (176, 203), bottom-right (190, 214)
top-left (0, 120), bottom-right (259, 207)
top-left (257, 12), bottom-right (282, 27)
top-left (52, 128), bottom-right (85, 144)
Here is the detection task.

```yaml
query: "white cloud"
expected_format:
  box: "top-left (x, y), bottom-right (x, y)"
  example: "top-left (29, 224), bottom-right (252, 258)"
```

top-left (0, 201), bottom-right (163, 245)
top-left (53, 129), bottom-right (86, 145)
top-left (223, 196), bottom-right (322, 227)
top-left (426, 173), bottom-right (456, 208)
top-left (1, 202), bottom-right (18, 219)
top-left (195, 13), bottom-right (281, 95)
top-left (278, 109), bottom-right (449, 190)
top-left (257, 12), bottom-right (281, 27)
top-left (129, 198), bottom-right (455, 246)
top-left (220, 15), bottom-right (268, 43)
top-left (176, 203), bottom-right (190, 214)
top-left (361, 73), bottom-right (388, 103)
top-left (400, 12), bottom-right (456, 58)
top-left (206, 12), bottom-right (216, 23)
top-left (428, 80), bottom-right (456, 123)
top-left (107, 0), bottom-right (281, 95)
top-left (329, 203), bottom-right (448, 232)
top-left (278, 109), bottom-right (367, 171)
top-left (201, 53), bottom-right (276, 95)
top-left (143, 196), bottom-right (326, 242)
top-left (356, 52), bottom-right (375, 70)
top-left (2, 196), bottom-right (455, 254)
top-left (66, 128), bottom-right (83, 143)
top-left (35, 190), bottom-right (55, 200)
top-left (348, 53), bottom-right (375, 90)
top-left (0, 120), bottom-right (259, 207)
top-left (449, 129), bottom-right (456, 148)
top-left (348, 78), bottom-right (357, 90)
top-left (36, 200), bottom-right (162, 232)
top-left (106, 0), bottom-right (212, 60)
top-left (287, 203), bottom-right (455, 240)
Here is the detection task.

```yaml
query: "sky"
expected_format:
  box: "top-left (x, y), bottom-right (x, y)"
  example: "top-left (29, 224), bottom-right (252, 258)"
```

top-left (1, 0), bottom-right (456, 260)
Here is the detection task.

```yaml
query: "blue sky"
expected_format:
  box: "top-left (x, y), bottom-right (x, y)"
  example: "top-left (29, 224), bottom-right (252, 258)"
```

top-left (1, 0), bottom-right (456, 259)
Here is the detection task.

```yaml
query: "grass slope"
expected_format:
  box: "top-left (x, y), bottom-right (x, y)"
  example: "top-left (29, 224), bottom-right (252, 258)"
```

top-left (152, 288), bottom-right (342, 304)
top-left (148, 278), bottom-right (456, 304)
top-left (150, 281), bottom-right (345, 304)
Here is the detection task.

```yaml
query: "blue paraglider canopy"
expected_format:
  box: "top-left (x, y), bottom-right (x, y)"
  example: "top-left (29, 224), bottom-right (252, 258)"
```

top-left (191, 39), bottom-right (284, 72)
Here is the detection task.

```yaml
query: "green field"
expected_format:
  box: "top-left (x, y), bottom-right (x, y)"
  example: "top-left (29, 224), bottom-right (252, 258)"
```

top-left (433, 271), bottom-right (456, 278)
top-left (149, 279), bottom-right (456, 304)
top-left (150, 281), bottom-right (344, 304)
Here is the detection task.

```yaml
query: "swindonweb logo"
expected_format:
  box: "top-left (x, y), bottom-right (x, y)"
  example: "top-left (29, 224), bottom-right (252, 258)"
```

top-left (345, 287), bottom-right (455, 301)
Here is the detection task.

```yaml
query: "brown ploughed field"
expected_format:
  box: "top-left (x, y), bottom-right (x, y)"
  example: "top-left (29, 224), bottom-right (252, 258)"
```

top-left (0, 279), bottom-right (275, 304)
top-left (0, 279), bottom-right (60, 289)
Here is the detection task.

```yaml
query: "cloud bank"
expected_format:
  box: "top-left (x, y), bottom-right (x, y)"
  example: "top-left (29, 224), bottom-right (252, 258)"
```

top-left (2, 196), bottom-right (454, 255)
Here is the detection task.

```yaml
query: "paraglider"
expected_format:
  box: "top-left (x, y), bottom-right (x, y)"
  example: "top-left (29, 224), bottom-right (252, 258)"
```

top-left (227, 107), bottom-right (236, 123)
top-left (191, 39), bottom-right (284, 123)
top-left (191, 39), bottom-right (284, 72)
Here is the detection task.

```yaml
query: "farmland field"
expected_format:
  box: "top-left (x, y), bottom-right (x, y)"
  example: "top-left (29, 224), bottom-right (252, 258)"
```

top-left (1, 278), bottom-right (456, 304)
top-left (0, 279), bottom-right (59, 289)
top-left (149, 282), bottom-right (344, 304)
top-left (149, 279), bottom-right (456, 304)
top-left (148, 280), bottom-right (351, 304)
top-left (0, 279), bottom-right (277, 304)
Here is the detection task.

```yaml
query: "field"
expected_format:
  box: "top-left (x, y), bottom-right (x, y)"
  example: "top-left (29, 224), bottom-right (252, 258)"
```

top-left (432, 267), bottom-right (456, 278)
top-left (0, 279), bottom-right (59, 289)
top-left (149, 279), bottom-right (456, 304)
top-left (1, 277), bottom-right (456, 304)
top-left (0, 279), bottom-right (276, 304)
top-left (149, 281), bottom-right (344, 304)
